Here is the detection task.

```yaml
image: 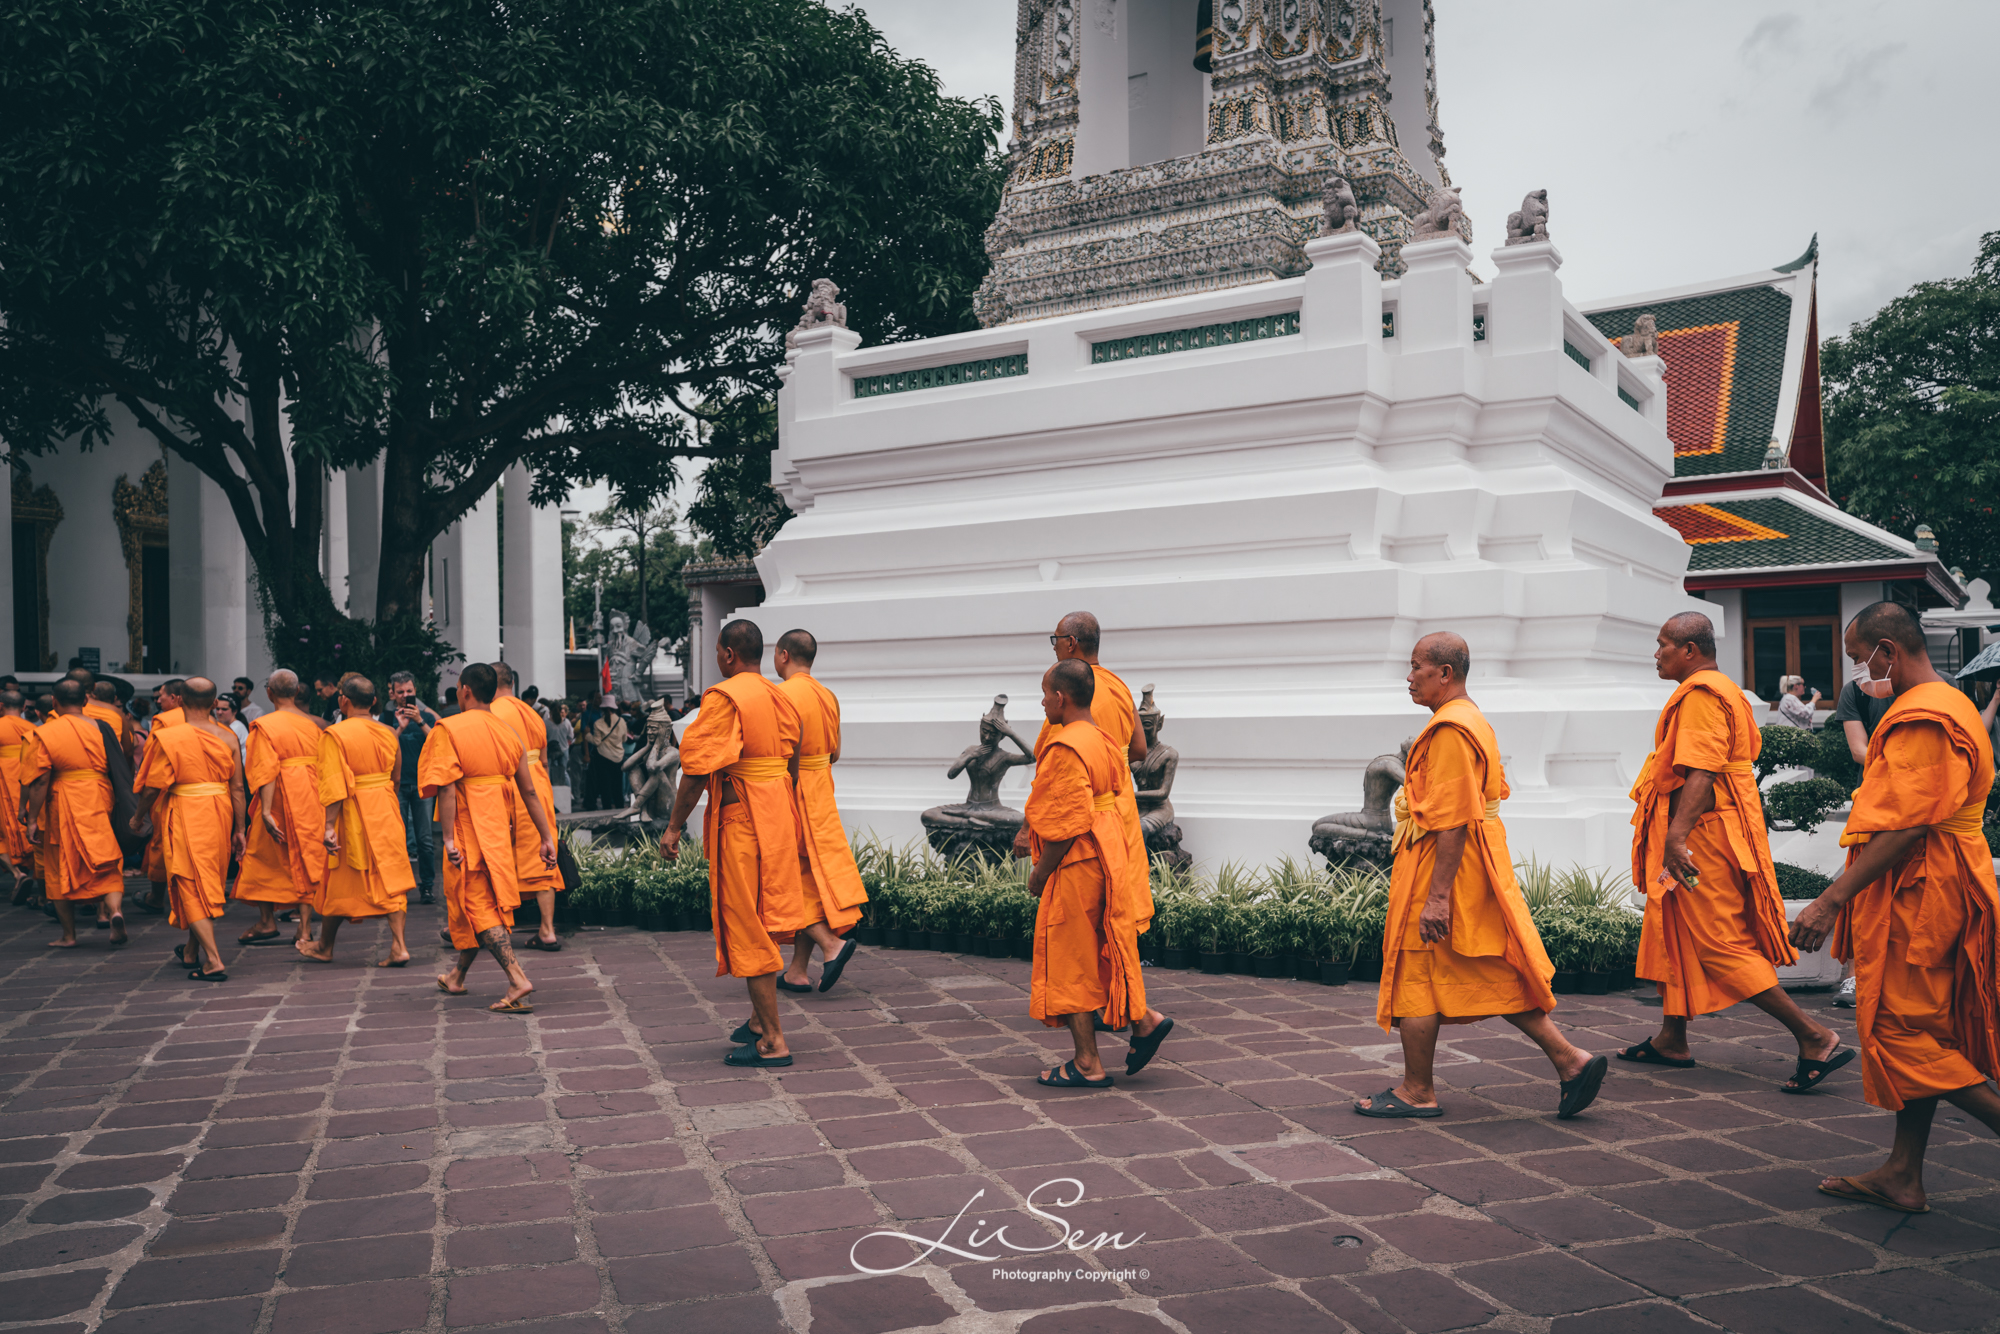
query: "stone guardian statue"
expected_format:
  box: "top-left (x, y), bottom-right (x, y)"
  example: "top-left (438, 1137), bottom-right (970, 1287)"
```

top-left (620, 702), bottom-right (682, 825)
top-left (920, 695), bottom-right (1036, 863)
top-left (1504, 189), bottom-right (1550, 246)
top-left (1323, 175), bottom-right (1360, 235)
top-left (1131, 685), bottom-right (1190, 871)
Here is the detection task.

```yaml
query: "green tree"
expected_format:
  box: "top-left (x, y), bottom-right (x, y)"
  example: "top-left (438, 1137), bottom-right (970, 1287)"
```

top-left (563, 507), bottom-right (697, 660)
top-left (686, 401), bottom-right (793, 560)
top-left (0, 0), bottom-right (1003, 669)
top-left (1824, 230), bottom-right (2000, 584)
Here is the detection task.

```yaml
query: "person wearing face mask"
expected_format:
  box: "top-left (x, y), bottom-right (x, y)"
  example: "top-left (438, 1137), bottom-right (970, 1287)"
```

top-left (1832, 622), bottom-right (1895, 767)
top-left (1789, 601), bottom-right (2000, 1215)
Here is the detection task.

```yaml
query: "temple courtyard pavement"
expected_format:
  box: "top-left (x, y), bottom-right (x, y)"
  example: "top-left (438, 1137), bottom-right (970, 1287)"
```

top-left (2, 887), bottom-right (1999, 1334)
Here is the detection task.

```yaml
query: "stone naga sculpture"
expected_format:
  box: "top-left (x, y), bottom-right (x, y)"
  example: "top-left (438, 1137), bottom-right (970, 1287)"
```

top-left (920, 695), bottom-right (1035, 862)
top-left (1323, 174), bottom-right (1360, 235)
top-left (1624, 312), bottom-right (1660, 358)
top-left (1505, 189), bottom-right (1550, 246)
top-left (1131, 685), bottom-right (1190, 871)
top-left (1410, 185), bottom-right (1464, 238)
top-left (785, 277), bottom-right (848, 350)
top-left (1309, 740), bottom-right (1412, 871)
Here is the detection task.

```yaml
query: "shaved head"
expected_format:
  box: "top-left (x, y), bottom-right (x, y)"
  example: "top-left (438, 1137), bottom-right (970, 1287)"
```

top-left (161, 678), bottom-right (186, 703)
top-left (776, 629), bottom-right (817, 666)
top-left (719, 619), bottom-right (763, 661)
top-left (181, 676), bottom-right (219, 710)
top-left (91, 681), bottom-right (118, 703)
top-left (52, 679), bottom-right (86, 709)
top-left (342, 676), bottom-right (378, 708)
top-left (1048, 659), bottom-right (1096, 707)
top-left (460, 662), bottom-right (499, 703)
top-left (265, 669), bottom-right (300, 701)
top-left (492, 661), bottom-right (516, 688)
top-left (1056, 611), bottom-right (1101, 657)
top-left (1413, 632), bottom-right (1471, 681)
top-left (1661, 612), bottom-right (1716, 660)
top-left (1854, 600), bottom-right (1928, 656)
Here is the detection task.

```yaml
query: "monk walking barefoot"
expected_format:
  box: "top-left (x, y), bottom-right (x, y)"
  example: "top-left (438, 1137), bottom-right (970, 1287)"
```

top-left (235, 672), bottom-right (325, 946)
top-left (1791, 603), bottom-right (2000, 1214)
top-left (1357, 634), bottom-right (1605, 1121)
top-left (491, 663), bottom-right (564, 951)
top-left (302, 676), bottom-right (417, 967)
top-left (662, 621), bottom-right (810, 1068)
top-left (21, 680), bottom-right (126, 950)
top-left (422, 665), bottom-right (557, 1013)
top-left (772, 630), bottom-right (869, 993)
top-left (130, 678), bottom-right (244, 981)
top-left (1624, 613), bottom-right (1847, 1087)
top-left (1026, 661), bottom-right (1170, 1089)
top-left (0, 690), bottom-right (36, 901)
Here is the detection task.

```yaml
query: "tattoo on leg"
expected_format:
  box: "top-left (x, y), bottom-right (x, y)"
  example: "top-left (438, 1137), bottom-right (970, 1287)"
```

top-left (455, 948), bottom-right (479, 974)
top-left (477, 927), bottom-right (518, 970)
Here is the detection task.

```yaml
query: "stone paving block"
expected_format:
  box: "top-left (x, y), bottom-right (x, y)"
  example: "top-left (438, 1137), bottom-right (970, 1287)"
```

top-left (0, 1267), bottom-right (109, 1321)
top-left (1549, 1304), bottom-right (1719, 1334)
top-left (1586, 1237), bottom-right (1776, 1297)
top-left (1366, 1212), bottom-right (1539, 1263)
top-left (1125, 1238), bottom-right (1275, 1295)
top-left (270, 1277), bottom-right (434, 1334)
top-left (608, 1243), bottom-right (761, 1305)
top-left (149, 1211), bottom-right (286, 1255)
top-left (1162, 1284), bottom-right (1346, 1333)
top-left (1826, 1205), bottom-right (2000, 1258)
top-left (445, 1181), bottom-right (572, 1226)
top-left (1346, 1269), bottom-right (1501, 1333)
top-left (31, 1186), bottom-right (158, 1223)
top-left (0, 1222), bottom-right (143, 1269)
top-left (306, 1162), bottom-right (430, 1199)
top-left (1600, 1178), bottom-right (1776, 1228)
top-left (593, 1202), bottom-right (739, 1255)
top-left (295, 1191), bottom-right (437, 1242)
top-left (446, 1221), bottom-right (579, 1269)
top-left (1457, 1249), bottom-right (1648, 1315)
top-left (97, 1296), bottom-right (265, 1334)
top-left (445, 1261), bottom-right (602, 1327)
top-left (1233, 1221), bottom-right (1374, 1277)
top-left (1689, 1284), bottom-right (1902, 1334)
top-left (739, 1187), bottom-right (882, 1237)
top-left (1291, 1177), bottom-right (1432, 1216)
top-left (284, 1232), bottom-right (436, 1287)
top-left (108, 1249), bottom-right (281, 1307)
top-left (1402, 1157), bottom-right (1559, 1204)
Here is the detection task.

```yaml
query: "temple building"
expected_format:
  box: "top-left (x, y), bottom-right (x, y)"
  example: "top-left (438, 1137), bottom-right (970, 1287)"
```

top-left (1584, 242), bottom-right (1964, 706)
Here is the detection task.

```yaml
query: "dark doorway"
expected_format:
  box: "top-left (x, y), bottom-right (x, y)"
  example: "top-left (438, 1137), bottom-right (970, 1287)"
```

top-left (141, 544), bottom-right (171, 672)
top-left (12, 524), bottom-right (39, 672)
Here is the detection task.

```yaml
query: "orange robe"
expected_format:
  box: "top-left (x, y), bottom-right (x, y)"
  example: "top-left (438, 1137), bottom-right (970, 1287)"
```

top-left (419, 710), bottom-right (527, 949)
top-left (235, 710), bottom-right (328, 904)
top-left (1834, 681), bottom-right (2000, 1111)
top-left (134, 725), bottom-right (236, 928)
top-left (1378, 698), bottom-right (1556, 1031)
top-left (492, 696), bottom-right (561, 894)
top-left (1038, 665), bottom-right (1152, 932)
top-left (84, 701), bottom-right (126, 746)
top-left (315, 718), bottom-right (414, 919)
top-left (20, 715), bottom-right (123, 901)
top-left (1027, 721), bottom-right (1145, 1028)
top-left (777, 672), bottom-right (867, 935)
top-left (141, 707), bottom-right (184, 880)
top-left (679, 674), bottom-right (808, 978)
top-left (1630, 669), bottom-right (1795, 1016)
top-left (0, 714), bottom-right (36, 865)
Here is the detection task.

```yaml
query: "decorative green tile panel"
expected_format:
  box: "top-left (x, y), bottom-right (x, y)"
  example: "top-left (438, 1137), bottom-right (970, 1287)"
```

top-left (1563, 340), bottom-right (1591, 370)
top-left (1618, 385), bottom-right (1640, 411)
top-left (1090, 311), bottom-right (1300, 364)
top-left (853, 353), bottom-right (1028, 398)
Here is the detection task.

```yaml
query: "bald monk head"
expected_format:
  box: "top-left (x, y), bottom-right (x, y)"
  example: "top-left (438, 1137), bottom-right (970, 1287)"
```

top-left (1846, 600), bottom-right (1938, 700)
top-left (1051, 612), bottom-right (1101, 664)
top-left (265, 668), bottom-right (307, 714)
top-left (180, 677), bottom-right (227, 733)
top-left (1040, 659), bottom-right (1097, 727)
top-left (492, 661), bottom-right (519, 697)
top-left (1653, 612), bottom-right (1718, 683)
top-left (457, 661), bottom-right (500, 711)
top-left (773, 629), bottom-right (816, 681)
top-left (1407, 632), bottom-right (1472, 712)
top-left (91, 681), bottom-right (120, 705)
top-left (50, 679), bottom-right (87, 716)
top-left (0, 690), bottom-right (22, 716)
top-left (339, 675), bottom-right (378, 718)
top-left (716, 619), bottom-right (763, 678)
top-left (158, 678), bottom-right (186, 710)
top-left (64, 667), bottom-right (94, 687)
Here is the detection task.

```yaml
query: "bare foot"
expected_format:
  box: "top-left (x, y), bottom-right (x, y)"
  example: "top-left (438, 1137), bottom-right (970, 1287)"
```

top-left (108, 916), bottom-right (127, 945)
top-left (296, 942), bottom-right (335, 963)
top-left (46, 939), bottom-right (80, 949)
top-left (1552, 1046), bottom-right (1593, 1083)
top-left (376, 952), bottom-right (412, 968)
top-left (1647, 1031), bottom-right (1693, 1062)
top-left (436, 974), bottom-right (470, 996)
top-left (782, 973), bottom-right (812, 988)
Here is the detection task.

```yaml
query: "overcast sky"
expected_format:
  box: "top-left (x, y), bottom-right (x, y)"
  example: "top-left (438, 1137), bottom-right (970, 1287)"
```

top-left (849, 0), bottom-right (2000, 335)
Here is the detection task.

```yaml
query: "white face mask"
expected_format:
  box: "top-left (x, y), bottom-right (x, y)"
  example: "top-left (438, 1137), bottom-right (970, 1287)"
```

top-left (1857, 645), bottom-right (1894, 699)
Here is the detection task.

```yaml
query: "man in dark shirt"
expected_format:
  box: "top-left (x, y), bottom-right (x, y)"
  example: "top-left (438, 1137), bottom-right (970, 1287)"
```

top-left (380, 671), bottom-right (440, 903)
top-left (1830, 677), bottom-right (1892, 766)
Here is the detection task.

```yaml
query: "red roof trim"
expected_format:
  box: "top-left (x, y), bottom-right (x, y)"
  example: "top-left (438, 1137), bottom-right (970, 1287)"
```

top-left (1686, 562), bottom-right (1960, 603)
top-left (1789, 285), bottom-right (1827, 491)
top-left (1661, 468), bottom-right (1831, 502)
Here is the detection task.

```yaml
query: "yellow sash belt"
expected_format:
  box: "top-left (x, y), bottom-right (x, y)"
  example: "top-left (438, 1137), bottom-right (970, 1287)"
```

top-left (798, 753), bottom-right (832, 771)
top-left (724, 756), bottom-right (790, 782)
top-left (352, 773), bottom-right (394, 790)
top-left (170, 782), bottom-right (228, 797)
top-left (54, 769), bottom-right (104, 783)
top-left (0, 745), bottom-right (22, 760)
top-left (528, 751), bottom-right (546, 766)
top-left (280, 756), bottom-right (315, 769)
top-left (1713, 761), bottom-right (1755, 776)
top-left (1841, 798), bottom-right (1986, 848)
top-left (1092, 791), bottom-right (1118, 811)
top-left (1392, 787), bottom-right (1500, 854)
top-left (464, 774), bottom-right (509, 786)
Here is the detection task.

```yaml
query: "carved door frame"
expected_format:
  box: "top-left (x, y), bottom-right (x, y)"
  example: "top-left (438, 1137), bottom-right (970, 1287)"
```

top-left (11, 466), bottom-right (64, 671)
top-left (113, 461), bottom-right (170, 672)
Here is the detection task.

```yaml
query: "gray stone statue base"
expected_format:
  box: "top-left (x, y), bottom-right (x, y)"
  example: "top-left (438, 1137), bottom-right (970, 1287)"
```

top-left (1143, 823), bottom-right (1192, 873)
top-left (920, 805), bottom-right (1023, 866)
top-left (557, 808), bottom-right (663, 850)
top-left (1310, 743), bottom-right (1411, 874)
top-left (1308, 822), bottom-right (1393, 873)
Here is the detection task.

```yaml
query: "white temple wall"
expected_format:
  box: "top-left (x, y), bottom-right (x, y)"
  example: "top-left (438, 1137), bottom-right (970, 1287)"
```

top-left (33, 430), bottom-right (149, 672)
top-left (502, 464), bottom-right (567, 697)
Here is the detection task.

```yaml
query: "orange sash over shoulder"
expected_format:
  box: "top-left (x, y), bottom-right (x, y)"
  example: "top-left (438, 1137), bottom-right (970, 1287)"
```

top-left (135, 725), bottom-right (237, 928)
top-left (1377, 698), bottom-right (1555, 1032)
top-left (0, 714), bottom-right (36, 863)
top-left (1027, 720), bottom-right (1143, 1029)
top-left (778, 672), bottom-right (867, 918)
top-left (1833, 681), bottom-right (2000, 1109)
top-left (1038, 665), bottom-right (1152, 931)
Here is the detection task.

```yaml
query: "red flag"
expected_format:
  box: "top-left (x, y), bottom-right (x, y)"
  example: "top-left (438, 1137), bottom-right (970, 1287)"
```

top-left (600, 656), bottom-right (612, 698)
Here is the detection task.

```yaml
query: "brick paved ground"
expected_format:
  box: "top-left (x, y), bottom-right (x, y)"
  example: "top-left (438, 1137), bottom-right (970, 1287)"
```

top-left (3, 886), bottom-right (1998, 1334)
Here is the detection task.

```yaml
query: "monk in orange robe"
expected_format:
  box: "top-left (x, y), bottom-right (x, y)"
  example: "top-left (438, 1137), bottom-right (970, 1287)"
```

top-left (234, 670), bottom-right (327, 946)
top-left (300, 675), bottom-right (415, 968)
top-left (662, 620), bottom-right (810, 1068)
top-left (20, 680), bottom-right (127, 948)
top-left (1025, 660), bottom-right (1172, 1088)
top-left (139, 677), bottom-right (188, 916)
top-left (130, 678), bottom-right (245, 980)
top-left (1790, 602), bottom-right (2000, 1213)
top-left (772, 629), bottom-right (868, 993)
top-left (492, 662), bottom-right (563, 951)
top-left (0, 690), bottom-right (36, 897)
top-left (1358, 633), bottom-right (1606, 1121)
top-left (85, 682), bottom-right (134, 758)
top-left (422, 662), bottom-right (557, 1012)
top-left (1622, 612), bottom-right (1846, 1085)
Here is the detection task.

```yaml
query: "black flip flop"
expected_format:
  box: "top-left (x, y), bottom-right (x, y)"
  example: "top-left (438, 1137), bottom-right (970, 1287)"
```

top-left (1617, 1038), bottom-right (1696, 1069)
top-left (94, 919), bottom-right (110, 931)
top-left (818, 938), bottom-right (857, 993)
top-left (172, 944), bottom-right (188, 964)
top-left (730, 1023), bottom-right (762, 1045)
top-left (1125, 1016), bottom-right (1174, 1076)
top-left (1037, 1060), bottom-right (1113, 1089)
top-left (724, 1042), bottom-right (792, 1068)
top-left (1780, 1046), bottom-right (1855, 1094)
top-left (1558, 1054), bottom-right (1609, 1119)
top-left (238, 929), bottom-right (281, 945)
top-left (776, 977), bottom-right (813, 993)
top-left (188, 969), bottom-right (228, 983)
top-left (525, 938), bottom-right (563, 952)
top-left (1092, 1014), bottom-right (1130, 1034)
top-left (1354, 1087), bottom-right (1443, 1119)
